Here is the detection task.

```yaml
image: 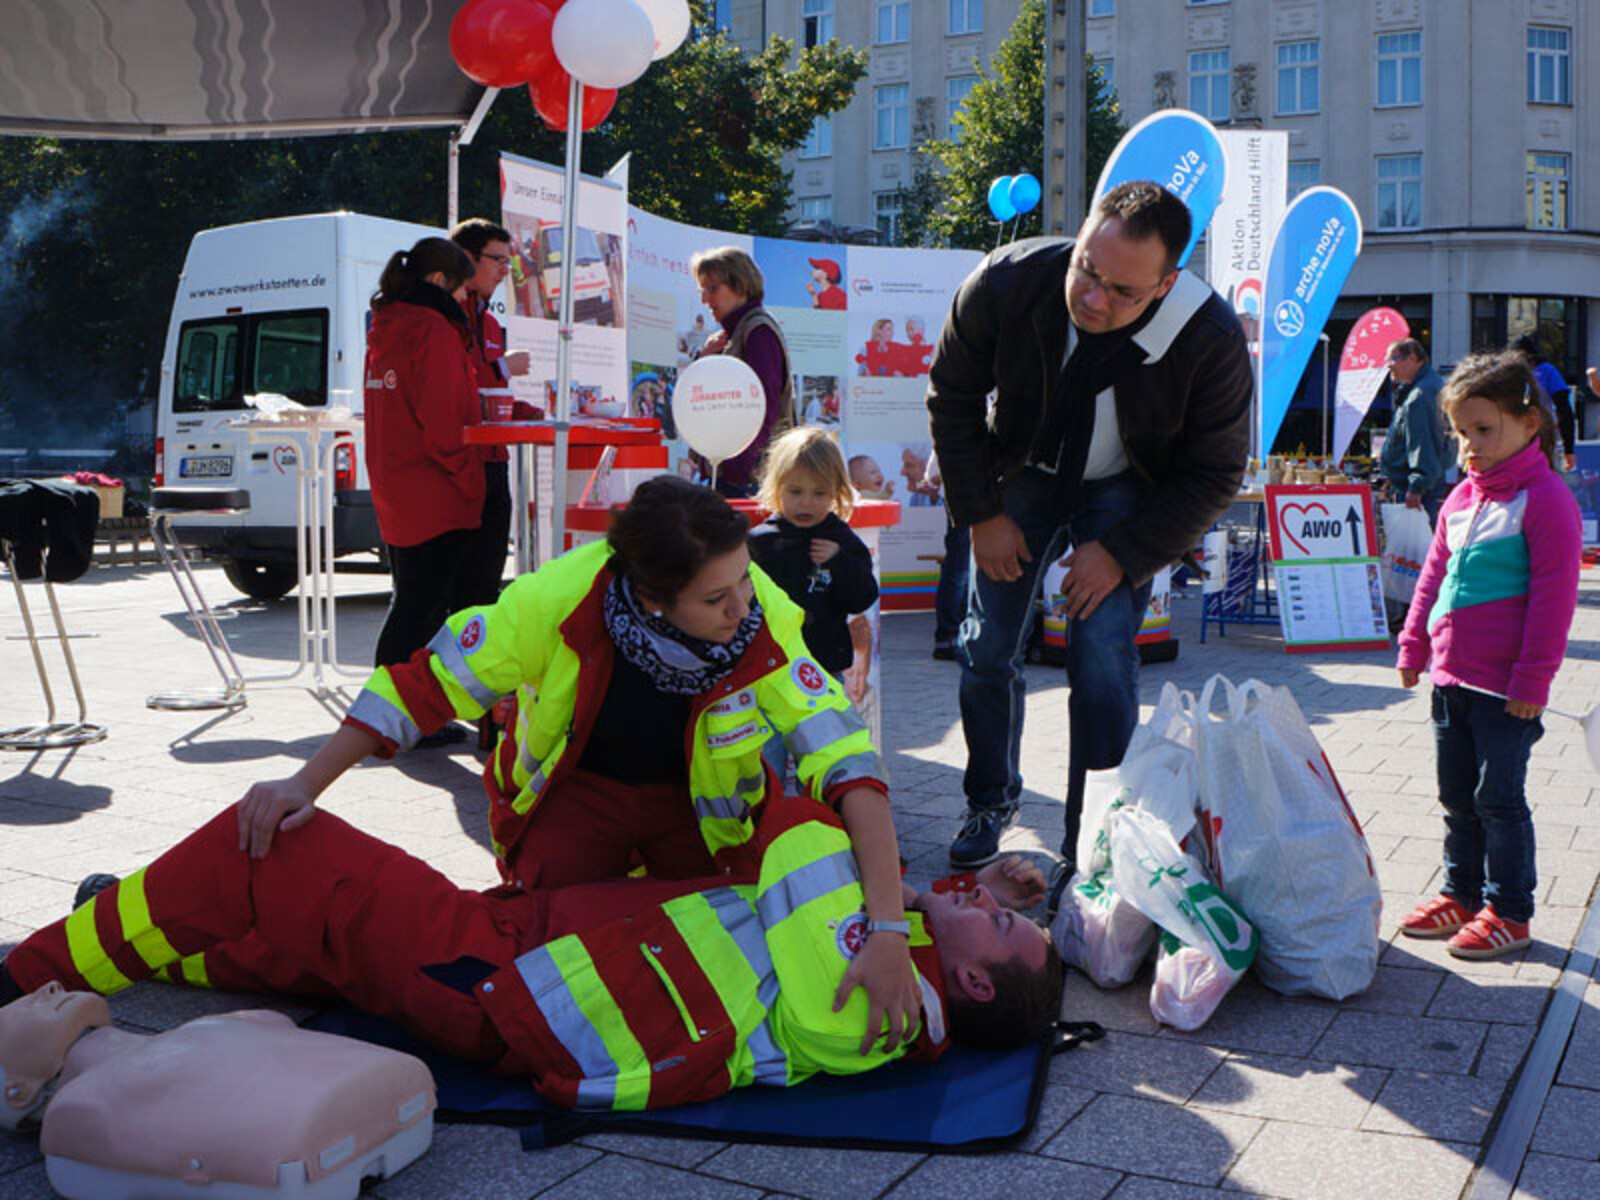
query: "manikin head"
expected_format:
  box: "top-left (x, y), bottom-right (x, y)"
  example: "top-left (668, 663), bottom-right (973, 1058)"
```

top-left (918, 887), bottom-right (1063, 1049)
top-left (0, 983), bottom-right (111, 1130)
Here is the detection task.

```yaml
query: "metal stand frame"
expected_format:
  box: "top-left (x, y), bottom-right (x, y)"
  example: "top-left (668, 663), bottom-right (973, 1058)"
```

top-left (0, 540), bottom-right (108, 749)
top-left (146, 503), bottom-right (248, 712)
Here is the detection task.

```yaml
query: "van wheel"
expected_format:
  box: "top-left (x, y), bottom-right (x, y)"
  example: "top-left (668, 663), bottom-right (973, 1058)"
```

top-left (221, 557), bottom-right (297, 600)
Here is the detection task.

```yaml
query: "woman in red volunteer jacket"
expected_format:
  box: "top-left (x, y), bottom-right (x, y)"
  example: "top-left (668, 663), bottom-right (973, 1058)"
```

top-left (364, 237), bottom-right (490, 668)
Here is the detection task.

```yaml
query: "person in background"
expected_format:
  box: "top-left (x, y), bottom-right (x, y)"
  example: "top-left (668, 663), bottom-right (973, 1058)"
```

top-left (363, 238), bottom-right (489, 693)
top-left (1380, 338), bottom-right (1450, 525)
top-left (227, 477), bottom-right (924, 1050)
top-left (749, 427), bottom-right (879, 685)
top-left (1396, 350), bottom-right (1581, 958)
top-left (691, 247), bottom-right (796, 498)
top-left (1514, 335), bottom-right (1577, 472)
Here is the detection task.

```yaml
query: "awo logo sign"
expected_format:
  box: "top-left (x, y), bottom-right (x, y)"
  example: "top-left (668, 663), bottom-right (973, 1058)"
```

top-left (850, 278), bottom-right (874, 297)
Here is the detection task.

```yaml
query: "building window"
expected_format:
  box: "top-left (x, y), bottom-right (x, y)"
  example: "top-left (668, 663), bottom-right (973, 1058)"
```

top-left (799, 116), bottom-right (832, 159)
top-left (876, 1), bottom-right (909, 44)
top-left (1527, 152), bottom-right (1569, 229)
top-left (1089, 0), bottom-right (1115, 16)
top-left (1527, 27), bottom-right (1571, 105)
top-left (797, 196), bottom-right (832, 224)
top-left (1376, 154), bottom-right (1422, 230)
top-left (876, 192), bottom-right (903, 245)
top-left (946, 76), bottom-right (978, 138)
top-left (1276, 41), bottom-right (1319, 115)
top-left (802, 0), bottom-right (833, 48)
top-left (1091, 55), bottom-right (1115, 95)
top-left (1288, 160), bottom-right (1320, 199)
top-left (1189, 50), bottom-right (1230, 122)
top-left (875, 83), bottom-right (910, 149)
top-left (1376, 31), bottom-right (1422, 107)
top-left (948, 0), bottom-right (982, 35)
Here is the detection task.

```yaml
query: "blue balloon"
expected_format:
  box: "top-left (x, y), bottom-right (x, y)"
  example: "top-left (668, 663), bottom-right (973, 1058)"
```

top-left (1008, 172), bottom-right (1041, 215)
top-left (987, 175), bottom-right (1017, 222)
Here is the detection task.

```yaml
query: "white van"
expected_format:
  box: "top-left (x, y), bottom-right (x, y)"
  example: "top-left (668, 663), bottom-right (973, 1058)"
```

top-left (157, 212), bottom-right (457, 598)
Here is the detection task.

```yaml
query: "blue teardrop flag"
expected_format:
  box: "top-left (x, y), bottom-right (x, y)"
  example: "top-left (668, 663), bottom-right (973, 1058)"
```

top-left (1092, 109), bottom-right (1227, 268)
top-left (1257, 186), bottom-right (1363, 458)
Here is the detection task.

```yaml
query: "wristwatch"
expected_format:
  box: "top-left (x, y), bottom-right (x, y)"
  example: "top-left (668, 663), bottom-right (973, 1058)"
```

top-left (866, 918), bottom-right (911, 938)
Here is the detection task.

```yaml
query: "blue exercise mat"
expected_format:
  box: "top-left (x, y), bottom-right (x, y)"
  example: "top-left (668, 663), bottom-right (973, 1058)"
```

top-left (304, 1008), bottom-right (1101, 1152)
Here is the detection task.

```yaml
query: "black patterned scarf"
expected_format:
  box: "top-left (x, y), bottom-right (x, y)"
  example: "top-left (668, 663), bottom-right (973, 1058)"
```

top-left (603, 574), bottom-right (763, 696)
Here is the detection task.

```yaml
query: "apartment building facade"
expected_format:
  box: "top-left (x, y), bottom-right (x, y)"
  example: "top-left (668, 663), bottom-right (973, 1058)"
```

top-left (726, 1), bottom-right (1598, 425)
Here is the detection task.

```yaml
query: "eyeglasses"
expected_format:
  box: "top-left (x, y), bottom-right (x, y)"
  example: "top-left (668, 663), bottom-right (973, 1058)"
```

top-left (1068, 256), bottom-right (1167, 306)
top-left (479, 252), bottom-right (512, 266)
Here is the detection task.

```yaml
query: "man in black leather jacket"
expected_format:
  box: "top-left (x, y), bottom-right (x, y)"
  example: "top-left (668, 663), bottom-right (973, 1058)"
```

top-left (926, 182), bottom-right (1251, 886)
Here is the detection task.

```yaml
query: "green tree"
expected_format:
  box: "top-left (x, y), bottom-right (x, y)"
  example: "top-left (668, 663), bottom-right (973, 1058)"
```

top-left (897, 0), bottom-right (1125, 249)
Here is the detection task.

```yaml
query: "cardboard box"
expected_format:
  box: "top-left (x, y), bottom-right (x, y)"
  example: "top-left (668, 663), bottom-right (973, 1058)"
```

top-left (64, 479), bottom-right (124, 520)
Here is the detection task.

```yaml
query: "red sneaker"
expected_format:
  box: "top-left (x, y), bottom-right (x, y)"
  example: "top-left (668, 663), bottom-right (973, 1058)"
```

top-left (1399, 895), bottom-right (1474, 939)
top-left (1446, 907), bottom-right (1531, 959)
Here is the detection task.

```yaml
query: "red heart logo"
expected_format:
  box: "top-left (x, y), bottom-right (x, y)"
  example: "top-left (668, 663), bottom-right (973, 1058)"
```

top-left (1278, 501), bottom-right (1329, 556)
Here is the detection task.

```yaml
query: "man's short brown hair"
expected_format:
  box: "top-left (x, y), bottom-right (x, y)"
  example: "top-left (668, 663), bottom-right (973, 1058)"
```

top-left (1090, 181), bottom-right (1192, 273)
top-left (451, 218), bottom-right (512, 257)
top-left (1388, 337), bottom-right (1428, 363)
top-left (947, 936), bottom-right (1065, 1050)
top-left (691, 246), bottom-right (765, 305)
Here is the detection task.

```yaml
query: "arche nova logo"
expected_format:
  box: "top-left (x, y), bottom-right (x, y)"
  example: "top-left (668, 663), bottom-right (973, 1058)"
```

top-left (1272, 299), bottom-right (1305, 338)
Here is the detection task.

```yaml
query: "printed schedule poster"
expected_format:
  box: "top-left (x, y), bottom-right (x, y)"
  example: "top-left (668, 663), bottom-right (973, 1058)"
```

top-left (1264, 484), bottom-right (1389, 652)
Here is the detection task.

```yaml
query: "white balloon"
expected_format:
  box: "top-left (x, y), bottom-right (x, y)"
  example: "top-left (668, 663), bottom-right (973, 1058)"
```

top-left (552, 0), bottom-right (655, 90)
top-left (636, 0), bottom-right (691, 59)
top-left (671, 355), bottom-right (767, 465)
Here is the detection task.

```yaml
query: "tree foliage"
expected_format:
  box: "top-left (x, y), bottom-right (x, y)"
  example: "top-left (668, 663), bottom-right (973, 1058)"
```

top-left (897, 0), bottom-right (1126, 249)
top-left (0, 0), bottom-right (863, 452)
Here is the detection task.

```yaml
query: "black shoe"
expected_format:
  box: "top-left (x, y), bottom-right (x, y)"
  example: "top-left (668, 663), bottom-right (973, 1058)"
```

top-left (74, 873), bottom-right (119, 909)
top-left (931, 644), bottom-right (957, 661)
top-left (0, 957), bottom-right (20, 1007)
top-left (414, 723), bottom-right (470, 749)
top-left (950, 806), bottom-right (1017, 868)
top-left (1045, 861), bottom-right (1076, 919)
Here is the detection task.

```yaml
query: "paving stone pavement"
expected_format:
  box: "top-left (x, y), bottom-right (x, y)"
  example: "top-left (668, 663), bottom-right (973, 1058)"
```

top-left (1, 558), bottom-right (1598, 1198)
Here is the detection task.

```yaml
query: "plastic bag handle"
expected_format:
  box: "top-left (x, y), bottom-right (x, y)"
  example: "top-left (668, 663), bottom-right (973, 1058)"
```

top-left (1197, 674), bottom-right (1240, 723)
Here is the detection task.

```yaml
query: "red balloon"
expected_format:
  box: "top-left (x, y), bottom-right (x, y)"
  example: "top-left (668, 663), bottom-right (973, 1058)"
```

top-left (450, 0), bottom-right (555, 89)
top-left (528, 70), bottom-right (618, 131)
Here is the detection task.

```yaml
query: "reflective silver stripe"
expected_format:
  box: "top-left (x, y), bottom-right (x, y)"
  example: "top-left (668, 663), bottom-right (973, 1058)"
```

top-left (348, 690), bottom-right (420, 748)
top-left (427, 625), bottom-right (501, 712)
top-left (694, 793), bottom-right (751, 823)
top-left (787, 707), bottom-right (866, 757)
top-left (821, 751), bottom-right (888, 791)
top-left (757, 848), bottom-right (859, 929)
top-left (701, 888), bottom-right (788, 1086)
top-left (513, 946), bottom-right (619, 1110)
top-left (735, 773), bottom-right (765, 796)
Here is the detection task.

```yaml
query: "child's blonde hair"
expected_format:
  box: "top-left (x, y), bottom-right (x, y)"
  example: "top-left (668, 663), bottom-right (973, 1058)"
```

top-left (757, 426), bottom-right (855, 520)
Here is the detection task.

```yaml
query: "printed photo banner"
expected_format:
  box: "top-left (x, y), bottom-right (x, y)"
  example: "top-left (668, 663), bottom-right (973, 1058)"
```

top-left (1207, 130), bottom-right (1287, 344)
top-left (1093, 108), bottom-right (1228, 268)
top-left (1331, 306), bottom-right (1408, 465)
top-left (1258, 186), bottom-right (1362, 459)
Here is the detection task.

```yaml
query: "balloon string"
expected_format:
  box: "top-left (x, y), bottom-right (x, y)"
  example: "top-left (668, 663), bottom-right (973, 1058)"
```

top-left (993, 222), bottom-right (1005, 251)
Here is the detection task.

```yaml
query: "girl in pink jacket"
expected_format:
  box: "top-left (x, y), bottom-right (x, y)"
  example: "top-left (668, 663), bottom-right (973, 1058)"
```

top-left (1395, 350), bottom-right (1581, 959)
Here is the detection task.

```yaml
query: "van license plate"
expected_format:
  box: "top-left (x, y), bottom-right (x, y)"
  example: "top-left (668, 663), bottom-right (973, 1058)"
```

top-left (180, 456), bottom-right (233, 478)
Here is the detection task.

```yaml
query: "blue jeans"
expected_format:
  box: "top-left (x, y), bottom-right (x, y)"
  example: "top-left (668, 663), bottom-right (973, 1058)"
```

top-left (957, 468), bottom-right (1152, 857)
top-left (1433, 684), bottom-right (1543, 923)
top-left (934, 523), bottom-right (971, 646)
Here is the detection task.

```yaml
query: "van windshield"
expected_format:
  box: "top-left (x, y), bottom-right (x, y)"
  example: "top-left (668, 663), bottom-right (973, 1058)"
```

top-left (173, 309), bottom-right (328, 414)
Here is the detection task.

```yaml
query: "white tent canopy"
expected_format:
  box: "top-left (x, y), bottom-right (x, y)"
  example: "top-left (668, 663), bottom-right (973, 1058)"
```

top-left (0, 0), bottom-right (487, 141)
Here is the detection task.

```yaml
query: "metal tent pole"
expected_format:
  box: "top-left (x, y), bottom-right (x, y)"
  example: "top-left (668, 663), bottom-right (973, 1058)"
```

top-left (551, 76), bottom-right (584, 563)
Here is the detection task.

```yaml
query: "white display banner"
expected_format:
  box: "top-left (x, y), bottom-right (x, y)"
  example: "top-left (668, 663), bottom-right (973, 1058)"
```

top-left (1207, 130), bottom-right (1288, 344)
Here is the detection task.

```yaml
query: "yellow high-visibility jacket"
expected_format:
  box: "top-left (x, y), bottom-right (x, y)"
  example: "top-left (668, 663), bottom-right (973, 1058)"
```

top-left (346, 540), bottom-right (886, 874)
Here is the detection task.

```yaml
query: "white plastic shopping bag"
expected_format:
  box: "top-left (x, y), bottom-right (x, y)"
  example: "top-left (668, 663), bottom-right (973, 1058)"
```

top-left (1380, 502), bottom-right (1431, 605)
top-left (1051, 869), bottom-right (1157, 990)
top-left (1193, 676), bottom-right (1382, 1000)
top-left (1108, 806), bottom-right (1258, 1029)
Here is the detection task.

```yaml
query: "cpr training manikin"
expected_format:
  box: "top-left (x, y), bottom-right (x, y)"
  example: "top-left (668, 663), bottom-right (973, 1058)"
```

top-left (0, 982), bottom-right (436, 1200)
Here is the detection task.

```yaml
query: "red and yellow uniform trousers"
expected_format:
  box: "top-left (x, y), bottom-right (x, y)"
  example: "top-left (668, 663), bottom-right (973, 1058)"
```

top-left (6, 798), bottom-right (948, 1111)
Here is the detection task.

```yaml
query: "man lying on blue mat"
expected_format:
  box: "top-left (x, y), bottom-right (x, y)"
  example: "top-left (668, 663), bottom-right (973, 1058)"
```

top-left (1, 795), bottom-right (1061, 1113)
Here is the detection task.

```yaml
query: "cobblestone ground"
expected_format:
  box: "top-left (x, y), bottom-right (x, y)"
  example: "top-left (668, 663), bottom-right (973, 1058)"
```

top-left (2, 559), bottom-right (1598, 1198)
